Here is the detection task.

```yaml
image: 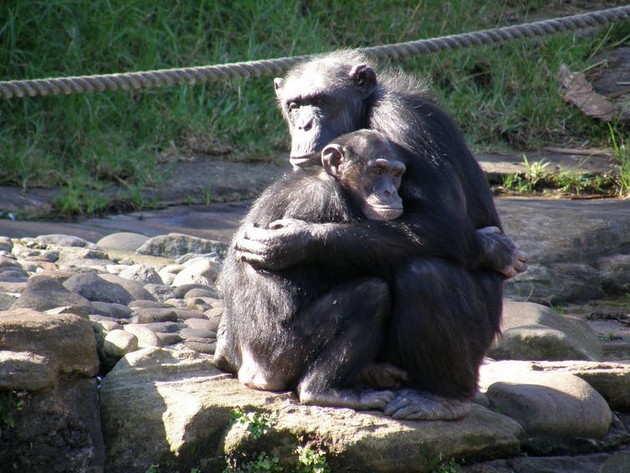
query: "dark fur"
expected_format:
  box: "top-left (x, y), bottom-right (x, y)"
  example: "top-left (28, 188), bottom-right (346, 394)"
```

top-left (220, 51), bottom-right (520, 419)
top-left (217, 130), bottom-right (405, 409)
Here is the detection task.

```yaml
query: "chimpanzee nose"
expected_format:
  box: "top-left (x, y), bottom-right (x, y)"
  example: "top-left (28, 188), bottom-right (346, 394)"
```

top-left (300, 118), bottom-right (313, 132)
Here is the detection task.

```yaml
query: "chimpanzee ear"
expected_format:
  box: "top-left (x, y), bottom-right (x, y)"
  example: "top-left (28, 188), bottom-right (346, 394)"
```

top-left (274, 78), bottom-right (284, 95)
top-left (350, 64), bottom-right (377, 99)
top-left (321, 144), bottom-right (345, 177)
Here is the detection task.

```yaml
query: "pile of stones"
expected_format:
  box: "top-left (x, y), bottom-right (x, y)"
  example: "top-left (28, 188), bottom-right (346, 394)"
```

top-left (1, 230), bottom-right (629, 472)
top-left (1, 232), bottom-right (225, 373)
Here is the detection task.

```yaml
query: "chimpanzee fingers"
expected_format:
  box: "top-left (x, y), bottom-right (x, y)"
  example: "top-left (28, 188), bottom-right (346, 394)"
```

top-left (234, 250), bottom-right (266, 268)
top-left (360, 389), bottom-right (395, 409)
top-left (501, 266), bottom-right (518, 279)
top-left (233, 237), bottom-right (268, 258)
top-left (268, 217), bottom-right (306, 230)
top-left (240, 224), bottom-right (275, 243)
top-left (505, 250), bottom-right (529, 277)
top-left (383, 396), bottom-right (415, 418)
top-left (514, 258), bottom-right (528, 273)
top-left (479, 225), bottom-right (502, 235)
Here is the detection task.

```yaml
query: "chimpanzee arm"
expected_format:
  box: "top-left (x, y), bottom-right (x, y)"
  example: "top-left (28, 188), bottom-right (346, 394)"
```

top-left (234, 163), bottom-right (527, 275)
top-left (234, 219), bottom-right (420, 272)
top-left (234, 211), bottom-right (526, 276)
top-left (234, 200), bottom-right (481, 273)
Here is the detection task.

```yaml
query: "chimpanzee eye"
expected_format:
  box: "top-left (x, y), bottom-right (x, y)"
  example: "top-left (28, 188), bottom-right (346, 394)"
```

top-left (372, 167), bottom-right (383, 176)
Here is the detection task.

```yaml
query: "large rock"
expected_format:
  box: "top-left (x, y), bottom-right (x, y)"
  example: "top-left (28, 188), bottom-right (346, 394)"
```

top-left (535, 360), bottom-right (630, 411)
top-left (0, 350), bottom-right (56, 391)
top-left (118, 264), bottom-right (163, 285)
top-left (171, 257), bottom-right (221, 286)
top-left (0, 308), bottom-right (99, 379)
top-left (100, 348), bottom-right (523, 473)
top-left (0, 379), bottom-right (105, 472)
top-left (96, 232), bottom-right (150, 252)
top-left (499, 198), bottom-right (630, 303)
top-left (0, 308), bottom-right (104, 472)
top-left (136, 233), bottom-right (224, 258)
top-left (480, 361), bottom-right (613, 439)
top-left (33, 233), bottom-right (99, 249)
top-left (10, 275), bottom-right (93, 313)
top-left (490, 300), bottom-right (603, 361)
top-left (63, 272), bottom-right (155, 304)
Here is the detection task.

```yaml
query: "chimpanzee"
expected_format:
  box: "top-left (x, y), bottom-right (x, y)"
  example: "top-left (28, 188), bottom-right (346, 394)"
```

top-left (231, 50), bottom-right (527, 420)
top-left (216, 129), bottom-right (411, 411)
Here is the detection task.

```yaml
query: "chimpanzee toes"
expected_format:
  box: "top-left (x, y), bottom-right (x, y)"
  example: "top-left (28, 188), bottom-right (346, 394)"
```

top-left (384, 389), bottom-right (472, 421)
top-left (359, 389), bottom-right (395, 409)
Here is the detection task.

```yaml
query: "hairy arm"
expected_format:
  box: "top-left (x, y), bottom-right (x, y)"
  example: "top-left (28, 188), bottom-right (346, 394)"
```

top-left (234, 160), bottom-right (528, 277)
top-left (234, 211), bottom-right (527, 277)
top-left (234, 218), bottom-right (424, 272)
top-left (234, 195), bottom-right (483, 273)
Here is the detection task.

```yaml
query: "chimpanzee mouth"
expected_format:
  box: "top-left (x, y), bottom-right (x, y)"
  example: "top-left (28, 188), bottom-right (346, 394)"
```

top-left (365, 205), bottom-right (403, 221)
top-left (290, 153), bottom-right (320, 168)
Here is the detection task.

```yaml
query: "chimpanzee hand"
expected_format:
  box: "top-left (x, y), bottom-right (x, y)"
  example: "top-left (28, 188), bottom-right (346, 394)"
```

top-left (477, 226), bottom-right (528, 279)
top-left (233, 218), bottom-right (322, 271)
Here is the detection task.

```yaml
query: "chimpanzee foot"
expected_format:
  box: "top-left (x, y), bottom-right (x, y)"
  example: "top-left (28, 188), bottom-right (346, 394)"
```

top-left (299, 388), bottom-right (395, 411)
top-left (384, 389), bottom-right (471, 421)
top-left (357, 362), bottom-right (409, 389)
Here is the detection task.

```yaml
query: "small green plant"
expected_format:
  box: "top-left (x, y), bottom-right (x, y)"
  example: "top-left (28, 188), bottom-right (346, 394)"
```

top-left (522, 155), bottom-right (550, 191)
top-left (229, 408), bottom-right (275, 439)
top-left (502, 153), bottom-right (621, 197)
top-left (435, 457), bottom-right (462, 473)
top-left (502, 155), bottom-right (550, 193)
top-left (609, 124), bottom-right (630, 197)
top-left (203, 186), bottom-right (213, 205)
top-left (598, 332), bottom-right (622, 342)
top-left (0, 390), bottom-right (26, 430)
top-left (224, 452), bottom-right (283, 473)
top-left (548, 303), bottom-right (565, 315)
top-left (296, 445), bottom-right (330, 473)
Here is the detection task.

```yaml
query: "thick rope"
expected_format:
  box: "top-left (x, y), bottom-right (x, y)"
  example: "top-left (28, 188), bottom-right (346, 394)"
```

top-left (1, 6), bottom-right (629, 99)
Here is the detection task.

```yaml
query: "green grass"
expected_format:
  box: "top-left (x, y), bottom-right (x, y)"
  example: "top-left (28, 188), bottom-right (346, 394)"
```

top-left (501, 123), bottom-right (630, 198)
top-left (610, 124), bottom-right (630, 196)
top-left (1, 1), bottom-right (629, 216)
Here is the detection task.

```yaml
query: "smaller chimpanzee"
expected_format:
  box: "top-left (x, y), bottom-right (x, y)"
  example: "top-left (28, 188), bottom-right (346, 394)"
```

top-left (215, 129), bottom-right (410, 411)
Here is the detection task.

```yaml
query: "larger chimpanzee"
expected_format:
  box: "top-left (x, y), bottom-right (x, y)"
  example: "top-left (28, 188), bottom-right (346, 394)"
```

top-left (231, 50), bottom-right (527, 420)
top-left (216, 130), bottom-right (411, 411)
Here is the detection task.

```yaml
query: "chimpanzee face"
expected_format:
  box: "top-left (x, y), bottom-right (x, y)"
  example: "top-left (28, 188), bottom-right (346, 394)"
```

top-left (275, 58), bottom-right (377, 169)
top-left (321, 130), bottom-right (406, 221)
top-left (357, 155), bottom-right (406, 221)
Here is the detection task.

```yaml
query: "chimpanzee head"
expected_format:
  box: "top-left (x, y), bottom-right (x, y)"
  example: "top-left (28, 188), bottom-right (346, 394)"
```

top-left (321, 130), bottom-right (405, 221)
top-left (274, 51), bottom-right (378, 168)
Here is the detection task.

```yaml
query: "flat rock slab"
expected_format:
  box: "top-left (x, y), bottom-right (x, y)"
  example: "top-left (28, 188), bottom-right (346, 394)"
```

top-left (499, 198), bottom-right (630, 303)
top-left (100, 347), bottom-right (523, 473)
top-left (491, 300), bottom-right (603, 361)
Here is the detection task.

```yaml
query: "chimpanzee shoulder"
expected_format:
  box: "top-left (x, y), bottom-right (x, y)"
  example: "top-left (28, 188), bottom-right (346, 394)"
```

top-left (245, 168), bottom-right (360, 228)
